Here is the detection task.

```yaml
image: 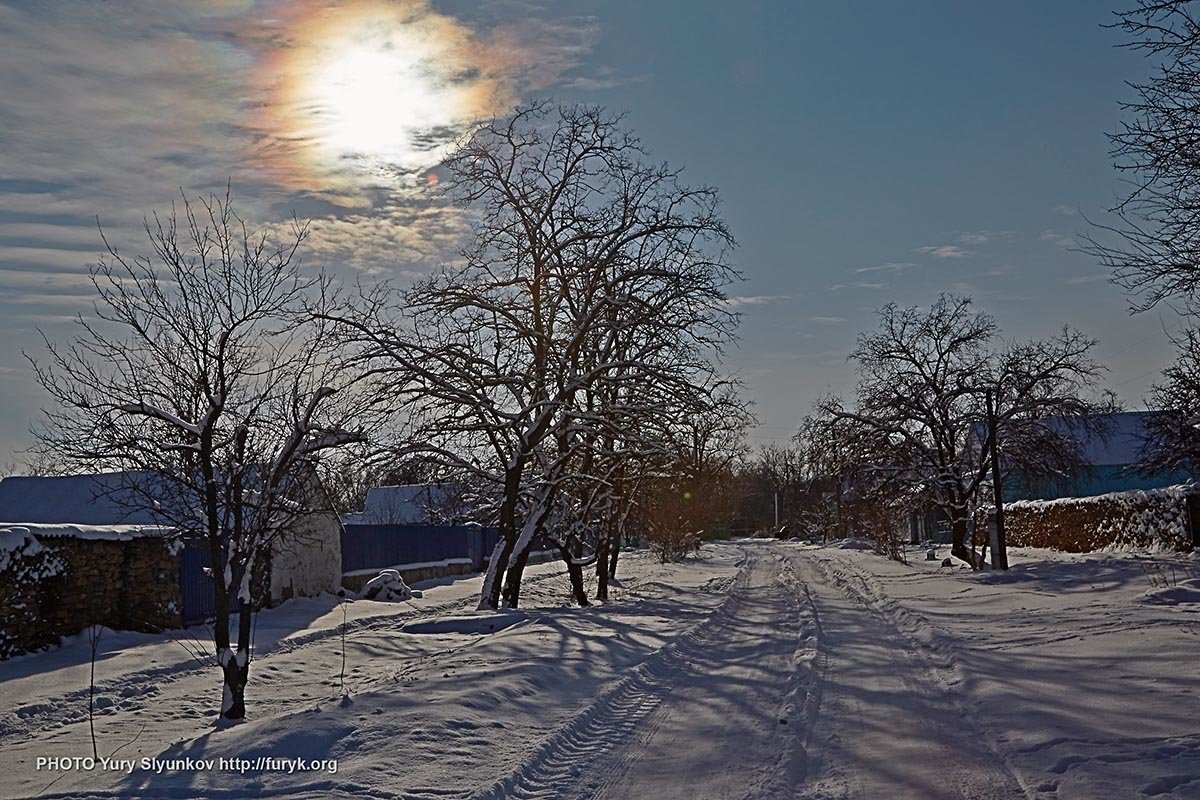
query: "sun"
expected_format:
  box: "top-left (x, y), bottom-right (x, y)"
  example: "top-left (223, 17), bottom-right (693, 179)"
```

top-left (254, 1), bottom-right (510, 189)
top-left (311, 35), bottom-right (455, 167)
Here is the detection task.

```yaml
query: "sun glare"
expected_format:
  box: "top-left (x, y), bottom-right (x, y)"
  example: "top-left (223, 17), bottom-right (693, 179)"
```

top-left (312, 38), bottom-right (454, 167)
top-left (258, 1), bottom-right (508, 189)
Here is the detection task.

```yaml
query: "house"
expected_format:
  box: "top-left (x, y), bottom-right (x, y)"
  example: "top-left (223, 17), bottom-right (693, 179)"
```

top-left (1000, 411), bottom-right (1194, 502)
top-left (0, 472), bottom-right (343, 609)
top-left (343, 482), bottom-right (470, 525)
top-left (907, 411), bottom-right (1196, 545)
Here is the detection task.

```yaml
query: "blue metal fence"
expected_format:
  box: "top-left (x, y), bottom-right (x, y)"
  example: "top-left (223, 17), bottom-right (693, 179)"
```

top-left (341, 524), bottom-right (501, 573)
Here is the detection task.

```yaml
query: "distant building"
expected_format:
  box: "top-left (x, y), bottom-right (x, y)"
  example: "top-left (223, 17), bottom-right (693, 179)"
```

top-left (910, 411), bottom-right (1195, 544)
top-left (1002, 411), bottom-right (1194, 502)
top-left (343, 483), bottom-right (470, 526)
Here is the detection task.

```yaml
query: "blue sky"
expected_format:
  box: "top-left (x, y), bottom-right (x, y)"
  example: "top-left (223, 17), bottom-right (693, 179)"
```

top-left (0, 0), bottom-right (1174, 464)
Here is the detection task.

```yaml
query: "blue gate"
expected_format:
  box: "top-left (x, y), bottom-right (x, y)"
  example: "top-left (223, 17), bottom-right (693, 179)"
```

top-left (178, 542), bottom-right (215, 624)
top-left (177, 543), bottom-right (244, 624)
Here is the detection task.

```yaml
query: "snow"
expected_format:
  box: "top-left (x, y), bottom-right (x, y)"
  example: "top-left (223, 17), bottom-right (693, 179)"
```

top-left (356, 569), bottom-right (413, 602)
top-left (0, 523), bottom-right (172, 542)
top-left (0, 527), bottom-right (43, 571)
top-left (1142, 578), bottom-right (1200, 608)
top-left (401, 612), bottom-right (526, 635)
top-left (2, 541), bottom-right (1199, 799)
top-left (342, 557), bottom-right (473, 578)
top-left (1006, 483), bottom-right (1196, 511)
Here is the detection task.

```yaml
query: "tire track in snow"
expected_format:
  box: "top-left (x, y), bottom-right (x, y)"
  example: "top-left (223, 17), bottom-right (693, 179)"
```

top-left (791, 548), bottom-right (1033, 800)
top-left (463, 545), bottom-right (762, 800)
top-left (466, 544), bottom-right (824, 800)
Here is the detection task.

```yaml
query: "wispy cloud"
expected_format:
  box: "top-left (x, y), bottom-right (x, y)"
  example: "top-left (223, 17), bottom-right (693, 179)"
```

top-left (853, 261), bottom-right (914, 274)
top-left (829, 281), bottom-right (887, 291)
top-left (956, 231), bottom-right (992, 246)
top-left (1040, 230), bottom-right (1076, 249)
top-left (723, 294), bottom-right (791, 307)
top-left (810, 316), bottom-right (846, 325)
top-left (1053, 204), bottom-right (1078, 216)
top-left (558, 65), bottom-right (647, 91)
top-left (758, 350), bottom-right (846, 363)
top-left (916, 244), bottom-right (970, 259)
top-left (1061, 273), bottom-right (1108, 285)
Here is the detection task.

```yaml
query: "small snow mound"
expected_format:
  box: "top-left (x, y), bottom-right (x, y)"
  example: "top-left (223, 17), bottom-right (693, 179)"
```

top-left (828, 538), bottom-right (873, 550)
top-left (357, 569), bottom-right (413, 602)
top-left (1142, 578), bottom-right (1200, 608)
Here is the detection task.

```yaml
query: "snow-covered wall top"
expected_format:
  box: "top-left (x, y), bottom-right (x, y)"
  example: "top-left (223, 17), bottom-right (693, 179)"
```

top-left (0, 523), bottom-right (173, 541)
top-left (1005, 483), bottom-right (1195, 511)
top-left (0, 526), bottom-right (48, 572)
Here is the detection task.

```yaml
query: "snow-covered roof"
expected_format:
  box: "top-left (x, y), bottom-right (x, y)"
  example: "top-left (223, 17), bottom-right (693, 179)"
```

top-left (0, 523), bottom-right (171, 540)
top-left (350, 483), bottom-right (465, 525)
top-left (0, 472), bottom-right (158, 525)
top-left (971, 411), bottom-right (1165, 467)
top-left (1064, 411), bottom-right (1158, 467)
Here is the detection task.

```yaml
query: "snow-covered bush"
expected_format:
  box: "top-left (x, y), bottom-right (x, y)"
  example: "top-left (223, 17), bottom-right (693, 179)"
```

top-left (357, 569), bottom-right (413, 602)
top-left (646, 529), bottom-right (702, 563)
top-left (997, 485), bottom-right (1196, 552)
top-left (0, 527), bottom-right (64, 658)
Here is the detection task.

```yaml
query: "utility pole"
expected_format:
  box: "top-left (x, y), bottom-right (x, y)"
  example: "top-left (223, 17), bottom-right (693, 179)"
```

top-left (986, 388), bottom-right (1009, 570)
top-left (774, 492), bottom-right (779, 529)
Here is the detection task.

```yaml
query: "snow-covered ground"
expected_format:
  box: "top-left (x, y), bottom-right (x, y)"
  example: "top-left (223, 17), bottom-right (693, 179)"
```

top-left (1, 540), bottom-right (1198, 799)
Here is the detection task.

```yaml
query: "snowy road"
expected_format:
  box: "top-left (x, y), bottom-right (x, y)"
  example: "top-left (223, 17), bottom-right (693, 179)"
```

top-left (788, 551), bottom-right (1026, 800)
top-left (482, 543), bottom-right (1025, 800)
top-left (5, 540), bottom-right (1199, 799)
top-left (473, 546), bottom-right (809, 800)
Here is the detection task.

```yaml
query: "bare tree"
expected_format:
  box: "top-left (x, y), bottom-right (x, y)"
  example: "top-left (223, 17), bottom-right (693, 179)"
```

top-left (1084, 1), bottom-right (1200, 310)
top-left (1136, 328), bottom-right (1200, 472)
top-left (1084, 4), bottom-right (1200, 488)
top-left (634, 385), bottom-right (754, 559)
top-left (30, 190), bottom-right (367, 719)
top-left (328, 102), bottom-right (741, 609)
top-left (820, 295), bottom-right (1109, 568)
top-left (738, 442), bottom-right (807, 533)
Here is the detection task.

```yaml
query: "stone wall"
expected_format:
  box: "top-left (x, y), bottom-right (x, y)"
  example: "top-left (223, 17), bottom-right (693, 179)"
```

top-left (0, 529), bottom-right (180, 659)
top-left (989, 484), bottom-right (1197, 553)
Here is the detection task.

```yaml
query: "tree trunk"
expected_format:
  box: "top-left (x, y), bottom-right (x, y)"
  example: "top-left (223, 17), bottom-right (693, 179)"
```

top-left (949, 514), bottom-right (977, 569)
top-left (594, 532), bottom-right (610, 602)
top-left (481, 460), bottom-right (525, 610)
top-left (479, 536), bottom-right (514, 611)
top-left (501, 547), bottom-right (531, 608)
top-left (220, 604), bottom-right (254, 719)
top-left (985, 388), bottom-right (1009, 570)
top-left (220, 650), bottom-right (250, 720)
top-left (607, 532), bottom-right (621, 580)
top-left (560, 544), bottom-right (591, 607)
